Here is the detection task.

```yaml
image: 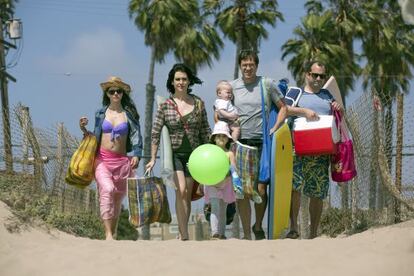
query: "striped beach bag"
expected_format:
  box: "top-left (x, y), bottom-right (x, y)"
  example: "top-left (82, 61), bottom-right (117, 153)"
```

top-left (65, 134), bottom-right (97, 188)
top-left (127, 175), bottom-right (172, 227)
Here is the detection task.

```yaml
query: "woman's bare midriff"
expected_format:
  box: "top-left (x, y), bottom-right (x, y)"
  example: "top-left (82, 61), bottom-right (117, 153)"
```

top-left (100, 133), bottom-right (128, 155)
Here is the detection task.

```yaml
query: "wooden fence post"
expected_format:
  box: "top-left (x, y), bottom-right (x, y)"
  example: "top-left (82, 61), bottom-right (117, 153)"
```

top-left (394, 93), bottom-right (404, 222)
top-left (17, 104), bottom-right (45, 188)
top-left (21, 107), bottom-right (30, 172)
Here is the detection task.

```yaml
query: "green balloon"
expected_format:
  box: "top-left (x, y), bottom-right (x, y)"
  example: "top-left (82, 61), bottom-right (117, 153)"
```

top-left (188, 144), bottom-right (230, 185)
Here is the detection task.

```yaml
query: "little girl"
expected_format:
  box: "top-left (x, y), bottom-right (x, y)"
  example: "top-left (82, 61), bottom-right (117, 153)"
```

top-left (204, 121), bottom-right (242, 239)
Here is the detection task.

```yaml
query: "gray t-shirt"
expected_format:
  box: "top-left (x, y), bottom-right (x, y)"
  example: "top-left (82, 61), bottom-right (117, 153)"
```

top-left (231, 76), bottom-right (283, 140)
top-left (297, 88), bottom-right (334, 116)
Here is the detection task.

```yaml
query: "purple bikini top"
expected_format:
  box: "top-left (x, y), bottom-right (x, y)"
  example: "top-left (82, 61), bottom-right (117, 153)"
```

top-left (102, 119), bottom-right (128, 141)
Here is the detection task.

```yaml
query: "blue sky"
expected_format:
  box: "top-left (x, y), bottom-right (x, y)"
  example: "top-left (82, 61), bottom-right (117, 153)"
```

top-left (8, 0), bottom-right (413, 136)
top-left (7, 0), bottom-right (309, 136)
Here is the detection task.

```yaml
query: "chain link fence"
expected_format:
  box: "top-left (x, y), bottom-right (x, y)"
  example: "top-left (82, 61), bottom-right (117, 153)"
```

top-left (315, 89), bottom-right (414, 237)
top-left (0, 103), bottom-right (99, 217)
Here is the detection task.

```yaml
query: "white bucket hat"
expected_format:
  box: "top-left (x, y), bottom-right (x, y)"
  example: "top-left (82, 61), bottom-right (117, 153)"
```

top-left (210, 121), bottom-right (232, 141)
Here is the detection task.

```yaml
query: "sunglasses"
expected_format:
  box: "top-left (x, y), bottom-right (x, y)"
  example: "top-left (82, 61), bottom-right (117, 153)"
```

top-left (309, 72), bottom-right (326, 79)
top-left (107, 89), bottom-right (123, 95)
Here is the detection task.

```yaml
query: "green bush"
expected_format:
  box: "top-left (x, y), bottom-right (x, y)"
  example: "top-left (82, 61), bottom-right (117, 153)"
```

top-left (116, 206), bottom-right (138, 240)
top-left (0, 173), bottom-right (104, 239)
top-left (47, 210), bottom-right (104, 239)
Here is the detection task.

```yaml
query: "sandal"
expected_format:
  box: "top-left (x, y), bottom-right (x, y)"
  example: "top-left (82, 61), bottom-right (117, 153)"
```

top-left (252, 225), bottom-right (266, 240)
top-left (285, 230), bottom-right (299, 239)
top-left (211, 234), bottom-right (220, 240)
top-left (252, 191), bottom-right (263, 204)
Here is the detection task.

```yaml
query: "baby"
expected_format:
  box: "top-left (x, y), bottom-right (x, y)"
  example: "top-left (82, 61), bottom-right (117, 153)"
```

top-left (214, 80), bottom-right (240, 141)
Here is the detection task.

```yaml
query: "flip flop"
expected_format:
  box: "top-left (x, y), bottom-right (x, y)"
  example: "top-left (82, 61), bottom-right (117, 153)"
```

top-left (252, 225), bottom-right (266, 240)
top-left (286, 230), bottom-right (299, 239)
top-left (252, 191), bottom-right (263, 204)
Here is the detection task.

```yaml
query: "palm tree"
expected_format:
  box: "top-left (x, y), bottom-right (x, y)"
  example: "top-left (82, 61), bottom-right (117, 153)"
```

top-left (359, 1), bottom-right (414, 103)
top-left (203, 0), bottom-right (284, 78)
top-left (128, 0), bottom-right (194, 168)
top-left (173, 2), bottom-right (223, 73)
top-left (281, 11), bottom-right (354, 88)
top-left (303, 0), bottom-right (363, 107)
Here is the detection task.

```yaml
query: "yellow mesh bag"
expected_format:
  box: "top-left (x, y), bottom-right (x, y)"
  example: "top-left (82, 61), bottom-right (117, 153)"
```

top-left (65, 134), bottom-right (97, 188)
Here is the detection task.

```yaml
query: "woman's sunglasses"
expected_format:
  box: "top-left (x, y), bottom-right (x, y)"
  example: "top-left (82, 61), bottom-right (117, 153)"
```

top-left (107, 89), bottom-right (124, 95)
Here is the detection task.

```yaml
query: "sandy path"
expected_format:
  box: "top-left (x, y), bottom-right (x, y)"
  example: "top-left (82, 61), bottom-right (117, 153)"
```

top-left (1, 201), bottom-right (413, 276)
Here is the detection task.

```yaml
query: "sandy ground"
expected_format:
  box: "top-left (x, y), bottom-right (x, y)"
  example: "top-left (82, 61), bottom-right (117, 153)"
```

top-left (0, 201), bottom-right (413, 276)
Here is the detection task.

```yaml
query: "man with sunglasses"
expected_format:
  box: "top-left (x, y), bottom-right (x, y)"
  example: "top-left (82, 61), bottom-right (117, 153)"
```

top-left (286, 61), bottom-right (343, 239)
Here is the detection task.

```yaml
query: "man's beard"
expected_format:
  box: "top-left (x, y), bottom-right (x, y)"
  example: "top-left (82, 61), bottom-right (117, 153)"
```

top-left (312, 80), bottom-right (323, 90)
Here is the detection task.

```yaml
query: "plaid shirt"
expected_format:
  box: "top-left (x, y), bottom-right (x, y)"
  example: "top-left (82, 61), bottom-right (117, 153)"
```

top-left (151, 95), bottom-right (211, 151)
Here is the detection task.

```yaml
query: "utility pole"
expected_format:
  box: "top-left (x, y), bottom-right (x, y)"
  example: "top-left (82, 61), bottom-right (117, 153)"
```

top-left (0, 19), bottom-right (13, 172)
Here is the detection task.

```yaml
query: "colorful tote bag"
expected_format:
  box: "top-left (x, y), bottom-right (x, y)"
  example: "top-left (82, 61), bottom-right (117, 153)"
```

top-left (65, 134), bottom-right (97, 188)
top-left (127, 176), bottom-right (172, 227)
top-left (331, 110), bottom-right (357, 182)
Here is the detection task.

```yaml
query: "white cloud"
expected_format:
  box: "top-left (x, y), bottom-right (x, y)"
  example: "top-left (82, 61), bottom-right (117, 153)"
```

top-left (40, 28), bottom-right (140, 76)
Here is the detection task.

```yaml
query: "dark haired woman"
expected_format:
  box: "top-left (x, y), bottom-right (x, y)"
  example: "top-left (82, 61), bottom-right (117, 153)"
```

top-left (79, 76), bottom-right (143, 240)
top-left (145, 63), bottom-right (211, 240)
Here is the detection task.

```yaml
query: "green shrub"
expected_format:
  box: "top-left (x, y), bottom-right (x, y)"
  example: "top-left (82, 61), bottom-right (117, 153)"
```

top-left (0, 173), bottom-right (104, 239)
top-left (116, 207), bottom-right (138, 240)
top-left (47, 210), bottom-right (104, 239)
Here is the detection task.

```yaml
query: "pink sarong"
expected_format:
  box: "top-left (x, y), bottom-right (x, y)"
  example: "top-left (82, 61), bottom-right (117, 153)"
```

top-left (95, 148), bottom-right (134, 220)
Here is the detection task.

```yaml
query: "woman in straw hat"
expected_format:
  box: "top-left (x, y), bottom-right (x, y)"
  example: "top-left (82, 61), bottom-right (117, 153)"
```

top-left (79, 76), bottom-right (143, 240)
top-left (145, 63), bottom-right (211, 241)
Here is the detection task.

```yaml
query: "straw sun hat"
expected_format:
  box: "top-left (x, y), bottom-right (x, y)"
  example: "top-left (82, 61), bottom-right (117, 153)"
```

top-left (100, 76), bottom-right (131, 94)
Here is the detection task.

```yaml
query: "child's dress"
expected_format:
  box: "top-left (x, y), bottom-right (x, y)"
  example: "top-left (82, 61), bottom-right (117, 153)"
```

top-left (204, 175), bottom-right (236, 238)
top-left (204, 175), bottom-right (236, 204)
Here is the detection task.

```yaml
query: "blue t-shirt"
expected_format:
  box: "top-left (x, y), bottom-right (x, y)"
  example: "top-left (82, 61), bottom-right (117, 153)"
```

top-left (297, 88), bottom-right (334, 116)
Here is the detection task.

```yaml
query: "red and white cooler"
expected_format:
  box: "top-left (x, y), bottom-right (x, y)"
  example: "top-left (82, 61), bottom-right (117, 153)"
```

top-left (293, 115), bottom-right (339, 156)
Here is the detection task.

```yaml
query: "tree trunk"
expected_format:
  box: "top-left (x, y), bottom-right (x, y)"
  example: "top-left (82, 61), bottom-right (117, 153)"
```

top-left (143, 46), bottom-right (156, 168)
top-left (233, 0), bottom-right (246, 80)
top-left (141, 46), bottom-right (157, 240)
top-left (233, 46), bottom-right (240, 80)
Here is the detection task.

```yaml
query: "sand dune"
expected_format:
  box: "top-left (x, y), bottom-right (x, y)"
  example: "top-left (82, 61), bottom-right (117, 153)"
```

top-left (1, 201), bottom-right (413, 276)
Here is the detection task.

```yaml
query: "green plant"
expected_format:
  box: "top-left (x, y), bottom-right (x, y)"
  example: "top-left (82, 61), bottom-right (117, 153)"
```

top-left (116, 207), bottom-right (138, 240)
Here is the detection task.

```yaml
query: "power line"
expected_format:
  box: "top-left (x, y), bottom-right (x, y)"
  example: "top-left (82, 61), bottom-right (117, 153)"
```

top-left (20, 6), bottom-right (126, 17)
top-left (24, 0), bottom-right (126, 7)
